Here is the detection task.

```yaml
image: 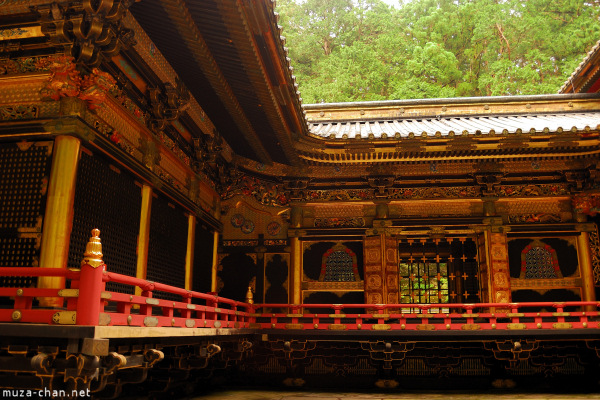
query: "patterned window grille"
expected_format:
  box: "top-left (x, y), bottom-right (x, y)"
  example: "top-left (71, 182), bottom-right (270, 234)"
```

top-left (319, 243), bottom-right (359, 282)
top-left (520, 241), bottom-right (561, 279)
top-left (146, 193), bottom-right (188, 300)
top-left (68, 150), bottom-right (141, 294)
top-left (399, 261), bottom-right (449, 305)
top-left (398, 237), bottom-right (480, 310)
top-left (0, 142), bottom-right (52, 289)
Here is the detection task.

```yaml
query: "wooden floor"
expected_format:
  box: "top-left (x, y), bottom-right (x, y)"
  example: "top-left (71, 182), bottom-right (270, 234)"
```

top-left (188, 389), bottom-right (600, 400)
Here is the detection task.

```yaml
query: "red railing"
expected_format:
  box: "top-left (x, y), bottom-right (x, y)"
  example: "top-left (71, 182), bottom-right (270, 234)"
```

top-left (0, 267), bottom-right (255, 329)
top-left (101, 271), bottom-right (253, 329)
top-left (250, 302), bottom-right (600, 331)
top-left (0, 267), bottom-right (599, 332)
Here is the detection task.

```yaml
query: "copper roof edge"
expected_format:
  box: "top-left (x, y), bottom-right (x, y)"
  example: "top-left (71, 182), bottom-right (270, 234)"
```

top-left (559, 39), bottom-right (600, 94)
top-left (302, 92), bottom-right (600, 110)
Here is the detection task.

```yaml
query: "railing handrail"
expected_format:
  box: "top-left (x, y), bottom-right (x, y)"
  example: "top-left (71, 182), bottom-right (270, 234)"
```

top-left (0, 267), bottom-right (80, 278)
top-left (0, 264), bottom-right (255, 328)
top-left (103, 271), bottom-right (248, 308)
top-left (1, 265), bottom-right (599, 332)
top-left (253, 301), bottom-right (600, 310)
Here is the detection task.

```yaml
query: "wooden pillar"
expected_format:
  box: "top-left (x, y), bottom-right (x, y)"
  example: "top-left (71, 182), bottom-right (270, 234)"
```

top-left (575, 215), bottom-right (597, 304)
top-left (38, 135), bottom-right (81, 307)
top-left (573, 213), bottom-right (596, 306)
top-left (577, 231), bottom-right (596, 303)
top-left (289, 205), bottom-right (303, 305)
top-left (289, 236), bottom-right (302, 305)
top-left (210, 231), bottom-right (219, 293)
top-left (383, 234), bottom-right (399, 304)
top-left (135, 184), bottom-right (152, 296)
top-left (185, 215), bottom-right (196, 291)
top-left (487, 230), bottom-right (511, 304)
top-left (364, 234), bottom-right (384, 304)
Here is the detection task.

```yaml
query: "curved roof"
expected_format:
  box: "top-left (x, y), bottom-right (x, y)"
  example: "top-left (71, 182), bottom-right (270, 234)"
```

top-left (310, 112), bottom-right (600, 140)
top-left (560, 39), bottom-right (600, 94)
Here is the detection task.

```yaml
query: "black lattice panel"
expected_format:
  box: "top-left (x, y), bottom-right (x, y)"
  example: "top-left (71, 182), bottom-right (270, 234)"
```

top-left (0, 142), bottom-right (52, 288)
top-left (398, 237), bottom-right (480, 305)
top-left (68, 150), bottom-right (141, 294)
top-left (146, 194), bottom-right (188, 300)
top-left (192, 223), bottom-right (214, 294)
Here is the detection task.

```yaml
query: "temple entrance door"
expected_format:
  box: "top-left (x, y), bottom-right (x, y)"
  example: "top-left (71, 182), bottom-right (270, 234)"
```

top-left (398, 237), bottom-right (480, 311)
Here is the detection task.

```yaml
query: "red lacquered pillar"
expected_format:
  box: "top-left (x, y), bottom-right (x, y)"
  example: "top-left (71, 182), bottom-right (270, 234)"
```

top-left (76, 229), bottom-right (106, 325)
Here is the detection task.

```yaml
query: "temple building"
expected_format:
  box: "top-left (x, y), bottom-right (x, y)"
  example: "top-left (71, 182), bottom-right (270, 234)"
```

top-left (1, 0), bottom-right (600, 397)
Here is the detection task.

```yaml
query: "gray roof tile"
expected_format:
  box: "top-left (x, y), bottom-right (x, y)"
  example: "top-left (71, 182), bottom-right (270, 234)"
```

top-left (310, 112), bottom-right (600, 139)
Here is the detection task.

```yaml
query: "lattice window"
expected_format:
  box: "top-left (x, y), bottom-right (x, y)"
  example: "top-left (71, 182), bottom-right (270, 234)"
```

top-left (191, 223), bottom-right (214, 294)
top-left (398, 237), bottom-right (480, 306)
top-left (520, 241), bottom-right (561, 279)
top-left (68, 150), bottom-right (141, 294)
top-left (146, 193), bottom-right (188, 300)
top-left (319, 243), bottom-right (359, 282)
top-left (0, 142), bottom-right (52, 288)
top-left (399, 262), bottom-right (449, 305)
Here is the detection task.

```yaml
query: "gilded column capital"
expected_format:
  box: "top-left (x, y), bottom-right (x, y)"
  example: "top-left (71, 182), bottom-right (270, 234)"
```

top-left (287, 229), bottom-right (306, 237)
top-left (290, 206), bottom-right (303, 228)
top-left (43, 117), bottom-right (94, 142)
top-left (138, 137), bottom-right (161, 171)
top-left (575, 222), bottom-right (596, 232)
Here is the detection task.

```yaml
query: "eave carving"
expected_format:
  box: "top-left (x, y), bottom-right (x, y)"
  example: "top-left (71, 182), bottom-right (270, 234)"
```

top-left (148, 79), bottom-right (190, 131)
top-left (572, 193), bottom-right (600, 216)
top-left (194, 133), bottom-right (223, 165)
top-left (220, 175), bottom-right (289, 207)
top-left (38, 55), bottom-right (117, 110)
top-left (193, 132), bottom-right (233, 189)
top-left (38, 0), bottom-right (135, 66)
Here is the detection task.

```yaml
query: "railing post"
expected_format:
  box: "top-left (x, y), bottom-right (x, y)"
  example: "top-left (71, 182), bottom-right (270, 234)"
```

top-left (247, 302), bottom-right (256, 325)
top-left (207, 292), bottom-right (218, 322)
top-left (76, 229), bottom-right (106, 326)
top-left (140, 284), bottom-right (154, 316)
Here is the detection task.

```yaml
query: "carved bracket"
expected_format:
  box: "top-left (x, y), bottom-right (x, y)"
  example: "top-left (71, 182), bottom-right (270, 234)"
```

top-left (266, 340), bottom-right (316, 362)
top-left (474, 173), bottom-right (504, 196)
top-left (148, 79), bottom-right (190, 131)
top-left (360, 341), bottom-right (415, 370)
top-left (564, 170), bottom-right (590, 193)
top-left (283, 178), bottom-right (310, 201)
top-left (38, 0), bottom-right (135, 66)
top-left (367, 176), bottom-right (395, 198)
top-left (483, 339), bottom-right (539, 369)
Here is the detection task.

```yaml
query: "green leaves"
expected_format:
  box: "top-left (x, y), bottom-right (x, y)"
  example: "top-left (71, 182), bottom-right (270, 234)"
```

top-left (277, 0), bottom-right (600, 102)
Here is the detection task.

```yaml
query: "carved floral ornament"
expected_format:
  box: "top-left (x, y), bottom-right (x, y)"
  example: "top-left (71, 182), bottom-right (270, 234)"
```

top-left (39, 55), bottom-right (116, 109)
top-left (572, 193), bottom-right (600, 216)
top-left (221, 171), bottom-right (574, 208)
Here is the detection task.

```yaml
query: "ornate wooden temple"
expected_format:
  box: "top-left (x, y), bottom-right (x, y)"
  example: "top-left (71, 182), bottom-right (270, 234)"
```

top-left (1, 0), bottom-right (600, 397)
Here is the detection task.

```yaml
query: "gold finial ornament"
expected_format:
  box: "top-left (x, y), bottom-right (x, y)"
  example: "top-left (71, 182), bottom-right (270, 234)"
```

top-left (81, 228), bottom-right (104, 268)
top-left (245, 286), bottom-right (254, 304)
